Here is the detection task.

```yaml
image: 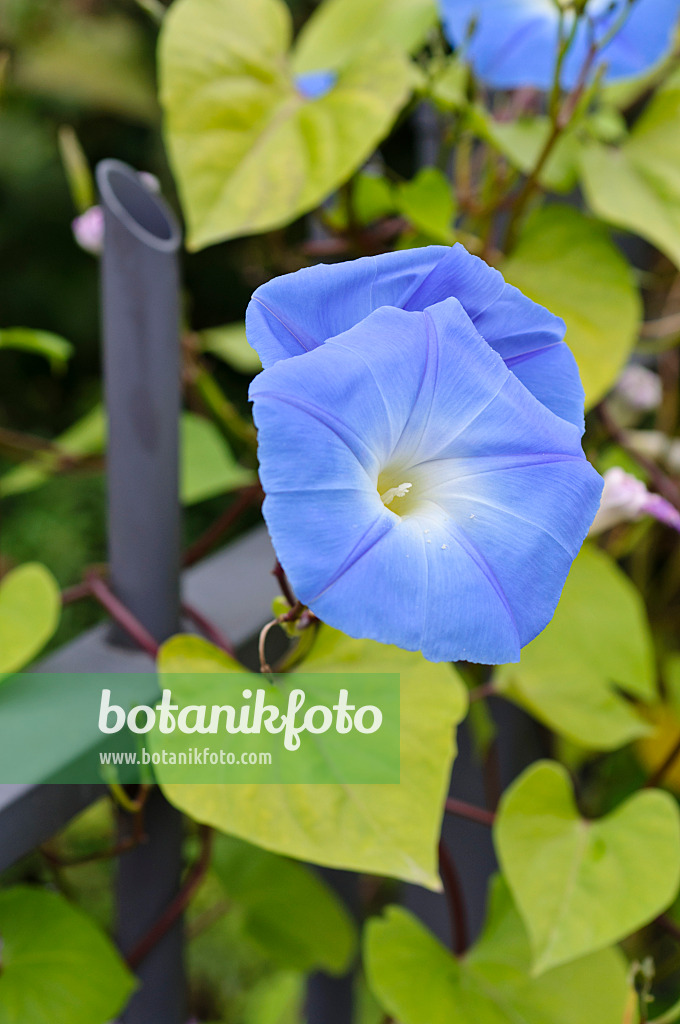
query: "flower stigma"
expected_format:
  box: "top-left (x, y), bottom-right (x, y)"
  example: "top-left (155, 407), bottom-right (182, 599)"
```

top-left (380, 481), bottom-right (413, 509)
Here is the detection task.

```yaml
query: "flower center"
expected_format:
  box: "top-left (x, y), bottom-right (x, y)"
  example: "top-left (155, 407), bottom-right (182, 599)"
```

top-left (377, 469), bottom-right (421, 516)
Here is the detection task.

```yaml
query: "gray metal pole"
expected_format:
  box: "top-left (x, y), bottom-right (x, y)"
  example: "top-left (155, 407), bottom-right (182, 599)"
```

top-left (97, 159), bottom-right (182, 643)
top-left (97, 159), bottom-right (185, 1024)
top-left (306, 870), bottom-right (359, 1024)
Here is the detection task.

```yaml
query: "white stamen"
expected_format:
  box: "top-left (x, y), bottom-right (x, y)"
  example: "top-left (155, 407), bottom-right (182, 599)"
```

top-left (380, 481), bottom-right (412, 506)
top-left (441, 544), bottom-right (448, 549)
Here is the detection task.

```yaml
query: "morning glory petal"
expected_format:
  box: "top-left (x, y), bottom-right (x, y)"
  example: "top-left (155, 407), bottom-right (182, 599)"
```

top-left (440, 0), bottom-right (680, 91)
top-left (246, 247), bottom-right (451, 366)
top-left (441, 1), bottom-right (561, 90)
top-left (250, 299), bottom-right (602, 663)
top-left (246, 244), bottom-right (584, 429)
top-left (426, 458), bottom-right (601, 645)
top-left (310, 512), bottom-right (523, 663)
top-left (594, 0), bottom-right (680, 83)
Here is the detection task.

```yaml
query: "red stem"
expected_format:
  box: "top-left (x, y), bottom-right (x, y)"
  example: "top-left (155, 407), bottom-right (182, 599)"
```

top-left (126, 826), bottom-right (213, 970)
top-left (445, 797), bottom-right (496, 828)
top-left (438, 840), bottom-right (468, 955)
top-left (85, 573), bottom-right (159, 658)
top-left (272, 560), bottom-right (296, 607)
top-left (181, 602), bottom-right (236, 658)
top-left (182, 484), bottom-right (262, 568)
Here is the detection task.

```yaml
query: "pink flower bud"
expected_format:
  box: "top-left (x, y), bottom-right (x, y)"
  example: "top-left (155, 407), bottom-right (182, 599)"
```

top-left (590, 466), bottom-right (680, 535)
top-left (72, 205), bottom-right (104, 255)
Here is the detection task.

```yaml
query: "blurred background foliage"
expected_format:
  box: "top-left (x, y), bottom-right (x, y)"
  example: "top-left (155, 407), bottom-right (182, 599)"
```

top-left (0, 0), bottom-right (275, 642)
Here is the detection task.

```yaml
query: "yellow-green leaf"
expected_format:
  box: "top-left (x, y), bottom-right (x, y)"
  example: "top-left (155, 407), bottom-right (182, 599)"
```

top-left (0, 563), bottom-right (61, 676)
top-left (365, 876), bottom-right (631, 1023)
top-left (495, 761), bottom-right (680, 974)
top-left (496, 544), bottom-right (655, 751)
top-left (580, 70), bottom-right (680, 269)
top-left (503, 204), bottom-right (641, 409)
top-left (0, 886), bottom-right (135, 1024)
top-left (292, 0), bottom-right (437, 73)
top-left (159, 0), bottom-right (414, 249)
top-left (156, 626), bottom-right (467, 888)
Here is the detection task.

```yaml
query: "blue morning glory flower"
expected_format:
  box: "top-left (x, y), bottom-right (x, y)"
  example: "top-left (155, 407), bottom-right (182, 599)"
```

top-left (295, 70), bottom-right (338, 100)
top-left (247, 251), bottom-right (602, 664)
top-left (247, 243), bottom-right (586, 431)
top-left (440, 0), bottom-right (680, 91)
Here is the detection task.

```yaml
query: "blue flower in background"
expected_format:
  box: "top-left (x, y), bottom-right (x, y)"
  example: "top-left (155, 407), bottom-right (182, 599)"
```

top-left (440, 0), bottom-right (680, 91)
top-left (247, 250), bottom-right (602, 663)
top-left (295, 70), bottom-right (338, 100)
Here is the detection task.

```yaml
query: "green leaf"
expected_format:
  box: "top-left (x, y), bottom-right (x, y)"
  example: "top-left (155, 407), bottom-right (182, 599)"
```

top-left (352, 173), bottom-right (397, 225)
top-left (156, 626), bottom-right (467, 888)
top-left (0, 406), bottom-right (254, 503)
top-left (211, 834), bottom-right (357, 973)
top-left (199, 323), bottom-right (262, 374)
top-left (241, 972), bottom-right (305, 1024)
top-left (0, 564), bottom-right (61, 676)
top-left (0, 405), bottom-right (105, 498)
top-left (324, 172), bottom-right (396, 231)
top-left (0, 886), bottom-right (135, 1024)
top-left (159, 0), bottom-right (414, 249)
top-left (495, 760), bottom-right (680, 974)
top-left (292, 0), bottom-right (437, 73)
top-left (395, 167), bottom-right (455, 243)
top-left (579, 70), bottom-right (680, 269)
top-left (496, 544), bottom-right (656, 751)
top-left (14, 13), bottom-right (157, 122)
top-left (502, 204), bottom-right (641, 409)
top-left (429, 57), bottom-right (468, 110)
top-left (0, 328), bottom-right (73, 371)
top-left (180, 412), bottom-right (255, 505)
top-left (364, 875), bottom-right (631, 1024)
top-left (57, 126), bottom-right (95, 214)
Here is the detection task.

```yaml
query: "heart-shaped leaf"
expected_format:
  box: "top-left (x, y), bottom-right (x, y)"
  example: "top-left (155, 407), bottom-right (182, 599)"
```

top-left (155, 626), bottom-right (467, 888)
top-left (0, 886), bottom-right (135, 1024)
top-left (159, 0), bottom-right (414, 249)
top-left (495, 761), bottom-right (680, 974)
top-left (211, 834), bottom-right (357, 973)
top-left (496, 544), bottom-right (656, 751)
top-left (0, 563), bottom-right (61, 676)
top-left (364, 875), bottom-right (631, 1024)
top-left (502, 204), bottom-right (641, 409)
